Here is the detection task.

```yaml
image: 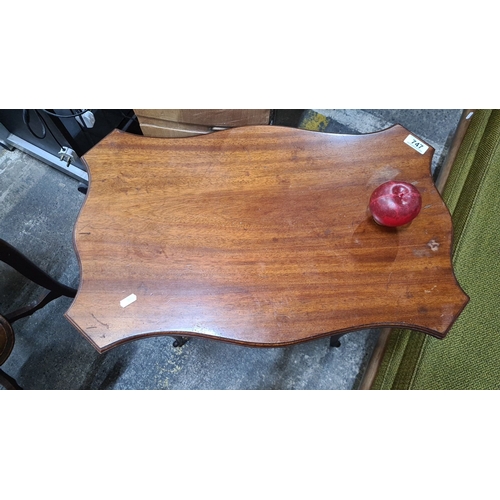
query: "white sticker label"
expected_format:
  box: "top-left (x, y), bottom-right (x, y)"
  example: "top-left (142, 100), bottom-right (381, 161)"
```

top-left (404, 134), bottom-right (429, 154)
top-left (120, 293), bottom-right (137, 308)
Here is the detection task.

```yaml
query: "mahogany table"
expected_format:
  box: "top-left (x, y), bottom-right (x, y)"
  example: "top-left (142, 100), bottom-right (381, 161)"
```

top-left (65, 125), bottom-right (468, 353)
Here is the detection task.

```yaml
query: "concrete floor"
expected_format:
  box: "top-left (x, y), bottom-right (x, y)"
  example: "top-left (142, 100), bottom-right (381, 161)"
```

top-left (0, 109), bottom-right (462, 389)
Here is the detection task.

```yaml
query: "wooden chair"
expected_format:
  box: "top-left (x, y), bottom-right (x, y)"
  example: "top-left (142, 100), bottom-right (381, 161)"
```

top-left (0, 238), bottom-right (77, 389)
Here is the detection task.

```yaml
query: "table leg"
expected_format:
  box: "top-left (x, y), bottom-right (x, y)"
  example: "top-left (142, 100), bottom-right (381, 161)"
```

top-left (173, 336), bottom-right (189, 348)
top-left (330, 333), bottom-right (346, 348)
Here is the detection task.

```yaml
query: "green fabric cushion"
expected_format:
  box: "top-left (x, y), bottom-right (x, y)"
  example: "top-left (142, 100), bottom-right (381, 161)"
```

top-left (372, 109), bottom-right (500, 389)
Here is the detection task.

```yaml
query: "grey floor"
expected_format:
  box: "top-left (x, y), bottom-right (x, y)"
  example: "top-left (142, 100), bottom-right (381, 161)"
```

top-left (0, 109), bottom-right (462, 390)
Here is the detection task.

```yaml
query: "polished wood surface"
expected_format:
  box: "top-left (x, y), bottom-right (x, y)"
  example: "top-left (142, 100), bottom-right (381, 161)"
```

top-left (65, 125), bottom-right (469, 353)
top-left (134, 109), bottom-right (271, 138)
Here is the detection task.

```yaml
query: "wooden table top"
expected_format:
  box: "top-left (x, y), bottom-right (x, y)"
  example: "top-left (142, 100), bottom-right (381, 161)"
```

top-left (65, 125), bottom-right (468, 353)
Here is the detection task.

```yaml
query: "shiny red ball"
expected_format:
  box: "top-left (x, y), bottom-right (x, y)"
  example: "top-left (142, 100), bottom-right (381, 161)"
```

top-left (369, 181), bottom-right (422, 227)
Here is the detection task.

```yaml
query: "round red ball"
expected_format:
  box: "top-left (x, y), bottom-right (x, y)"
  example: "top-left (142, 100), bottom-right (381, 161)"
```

top-left (369, 181), bottom-right (422, 227)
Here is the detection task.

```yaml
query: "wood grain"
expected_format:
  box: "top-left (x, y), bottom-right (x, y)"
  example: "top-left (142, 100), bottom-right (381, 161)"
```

top-left (65, 125), bottom-right (469, 353)
top-left (134, 109), bottom-right (271, 138)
